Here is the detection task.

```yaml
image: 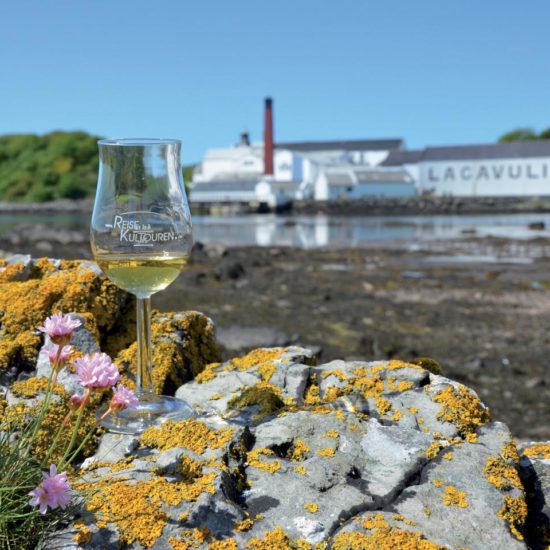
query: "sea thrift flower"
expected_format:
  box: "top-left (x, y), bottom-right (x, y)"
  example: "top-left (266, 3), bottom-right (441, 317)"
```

top-left (68, 393), bottom-right (86, 411)
top-left (110, 385), bottom-right (139, 411)
top-left (73, 353), bottom-right (121, 389)
top-left (28, 465), bottom-right (71, 514)
top-left (40, 343), bottom-right (74, 367)
top-left (38, 313), bottom-right (81, 345)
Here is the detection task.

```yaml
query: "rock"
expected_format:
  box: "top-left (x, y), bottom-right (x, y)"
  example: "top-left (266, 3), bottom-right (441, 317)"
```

top-left (518, 442), bottom-right (550, 547)
top-left (46, 349), bottom-right (542, 548)
top-left (216, 325), bottom-right (296, 352)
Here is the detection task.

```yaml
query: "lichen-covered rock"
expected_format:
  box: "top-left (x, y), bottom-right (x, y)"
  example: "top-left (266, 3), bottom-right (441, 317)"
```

top-left (0, 257), bottom-right (130, 386)
top-left (49, 350), bottom-right (546, 549)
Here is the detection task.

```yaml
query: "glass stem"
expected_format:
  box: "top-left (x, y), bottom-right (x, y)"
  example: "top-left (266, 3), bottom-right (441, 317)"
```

top-left (136, 297), bottom-right (154, 395)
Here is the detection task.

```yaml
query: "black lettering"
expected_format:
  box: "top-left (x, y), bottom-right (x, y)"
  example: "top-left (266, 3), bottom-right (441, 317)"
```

top-left (492, 165), bottom-right (504, 179)
top-left (527, 165), bottom-right (539, 179)
top-left (508, 165), bottom-right (521, 179)
top-left (428, 168), bottom-right (439, 182)
top-left (543, 164), bottom-right (548, 179)
top-left (477, 166), bottom-right (489, 179)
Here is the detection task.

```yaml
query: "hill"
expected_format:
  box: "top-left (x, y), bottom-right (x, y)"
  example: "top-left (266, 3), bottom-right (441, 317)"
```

top-left (0, 132), bottom-right (193, 202)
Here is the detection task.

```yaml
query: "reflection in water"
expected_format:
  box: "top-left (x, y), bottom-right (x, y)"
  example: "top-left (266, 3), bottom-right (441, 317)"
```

top-left (2, 212), bottom-right (550, 249)
top-left (191, 213), bottom-right (550, 248)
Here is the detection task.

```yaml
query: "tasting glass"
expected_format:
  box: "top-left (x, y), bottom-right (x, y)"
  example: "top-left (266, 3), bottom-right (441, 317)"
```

top-left (91, 138), bottom-right (194, 434)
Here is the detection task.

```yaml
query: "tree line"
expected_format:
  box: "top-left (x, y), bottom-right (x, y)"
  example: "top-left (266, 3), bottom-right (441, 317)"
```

top-left (0, 132), bottom-right (193, 202)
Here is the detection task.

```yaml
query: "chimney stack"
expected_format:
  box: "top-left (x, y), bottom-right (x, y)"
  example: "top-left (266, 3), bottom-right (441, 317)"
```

top-left (263, 97), bottom-right (274, 176)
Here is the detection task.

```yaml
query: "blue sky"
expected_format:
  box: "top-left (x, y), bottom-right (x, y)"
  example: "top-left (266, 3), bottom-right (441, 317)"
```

top-left (1, 1), bottom-right (549, 163)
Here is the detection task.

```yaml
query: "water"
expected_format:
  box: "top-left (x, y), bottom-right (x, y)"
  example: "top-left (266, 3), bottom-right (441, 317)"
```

top-left (1, 211), bottom-right (550, 248)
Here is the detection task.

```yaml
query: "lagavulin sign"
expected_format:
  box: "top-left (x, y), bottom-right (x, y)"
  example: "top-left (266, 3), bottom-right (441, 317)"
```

top-left (418, 158), bottom-right (550, 196)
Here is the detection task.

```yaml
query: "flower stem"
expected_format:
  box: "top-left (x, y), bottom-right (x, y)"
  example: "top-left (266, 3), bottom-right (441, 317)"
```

top-left (58, 390), bottom-right (89, 469)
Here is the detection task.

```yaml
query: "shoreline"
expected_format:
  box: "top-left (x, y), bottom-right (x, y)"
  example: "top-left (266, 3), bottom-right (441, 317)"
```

top-left (3, 195), bottom-right (550, 216)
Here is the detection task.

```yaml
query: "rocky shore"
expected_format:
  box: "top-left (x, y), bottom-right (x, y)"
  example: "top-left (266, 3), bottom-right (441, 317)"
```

top-left (1, 226), bottom-right (550, 441)
top-left (0, 257), bottom-right (549, 549)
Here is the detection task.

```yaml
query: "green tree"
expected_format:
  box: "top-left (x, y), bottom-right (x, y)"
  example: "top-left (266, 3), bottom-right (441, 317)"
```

top-left (498, 128), bottom-right (538, 143)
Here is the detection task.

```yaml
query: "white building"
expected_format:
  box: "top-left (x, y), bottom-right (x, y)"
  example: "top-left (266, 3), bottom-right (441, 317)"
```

top-left (381, 142), bottom-right (550, 197)
top-left (190, 137), bottom-right (405, 208)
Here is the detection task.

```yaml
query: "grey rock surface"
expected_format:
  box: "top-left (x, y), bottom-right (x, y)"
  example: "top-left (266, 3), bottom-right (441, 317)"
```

top-left (50, 350), bottom-right (542, 549)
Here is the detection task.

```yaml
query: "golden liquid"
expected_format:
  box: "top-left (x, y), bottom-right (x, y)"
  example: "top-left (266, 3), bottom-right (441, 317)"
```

top-left (95, 255), bottom-right (188, 297)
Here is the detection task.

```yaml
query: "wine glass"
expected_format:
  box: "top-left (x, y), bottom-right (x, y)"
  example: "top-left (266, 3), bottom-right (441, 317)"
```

top-left (91, 138), bottom-right (194, 434)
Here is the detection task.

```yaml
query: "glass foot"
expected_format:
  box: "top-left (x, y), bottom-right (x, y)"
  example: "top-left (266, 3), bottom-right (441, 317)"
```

top-left (98, 393), bottom-right (195, 435)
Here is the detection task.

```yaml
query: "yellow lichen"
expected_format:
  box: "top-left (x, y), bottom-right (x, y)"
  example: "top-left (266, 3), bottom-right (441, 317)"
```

top-left (317, 448), bottom-right (336, 458)
top-left (498, 496), bottom-right (527, 541)
top-left (73, 520), bottom-right (93, 545)
top-left (443, 452), bottom-right (453, 460)
top-left (408, 406), bottom-right (419, 414)
top-left (333, 513), bottom-right (445, 550)
top-left (391, 410), bottom-right (404, 422)
top-left (140, 419), bottom-right (233, 454)
top-left (235, 518), bottom-right (254, 532)
top-left (375, 397), bottom-right (392, 415)
top-left (10, 376), bottom-right (66, 398)
top-left (425, 441), bottom-right (444, 460)
top-left (432, 385), bottom-right (490, 438)
top-left (290, 439), bottom-right (310, 461)
top-left (483, 456), bottom-right (523, 490)
top-left (228, 382), bottom-right (286, 420)
top-left (209, 539), bottom-right (239, 550)
top-left (196, 363), bottom-right (220, 383)
top-left (432, 479), bottom-right (443, 488)
top-left (247, 448), bottom-right (281, 474)
top-left (304, 502), bottom-right (318, 513)
top-left (208, 393), bottom-right (224, 401)
top-left (322, 429), bottom-right (339, 439)
top-left (293, 465), bottom-right (307, 476)
top-left (523, 443), bottom-right (550, 459)
top-left (423, 506), bottom-right (432, 517)
top-left (245, 527), bottom-right (310, 550)
top-left (320, 369), bottom-right (349, 381)
top-left (442, 485), bottom-right (469, 508)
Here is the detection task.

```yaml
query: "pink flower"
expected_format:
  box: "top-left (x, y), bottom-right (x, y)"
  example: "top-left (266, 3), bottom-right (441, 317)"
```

top-left (38, 314), bottom-right (81, 345)
top-left (28, 464), bottom-right (71, 514)
top-left (68, 393), bottom-right (86, 410)
top-left (110, 385), bottom-right (139, 411)
top-left (73, 353), bottom-right (121, 389)
top-left (39, 343), bottom-right (74, 367)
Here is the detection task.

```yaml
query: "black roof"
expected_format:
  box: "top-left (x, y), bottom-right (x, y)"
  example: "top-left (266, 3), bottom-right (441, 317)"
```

top-left (277, 138), bottom-right (403, 152)
top-left (380, 149), bottom-right (425, 166)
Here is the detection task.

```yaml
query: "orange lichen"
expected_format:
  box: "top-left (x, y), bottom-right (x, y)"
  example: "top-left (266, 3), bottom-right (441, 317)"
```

top-left (498, 496), bottom-right (527, 541)
top-left (140, 419), bottom-right (233, 454)
top-left (442, 485), bottom-right (469, 508)
top-left (247, 448), bottom-right (281, 474)
top-left (432, 385), bottom-right (490, 438)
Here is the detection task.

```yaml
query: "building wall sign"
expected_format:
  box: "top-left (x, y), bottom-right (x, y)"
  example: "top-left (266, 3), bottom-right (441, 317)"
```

top-left (418, 158), bottom-right (550, 196)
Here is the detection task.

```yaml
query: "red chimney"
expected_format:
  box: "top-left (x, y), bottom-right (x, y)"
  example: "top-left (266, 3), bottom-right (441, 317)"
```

top-left (263, 97), bottom-right (274, 176)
